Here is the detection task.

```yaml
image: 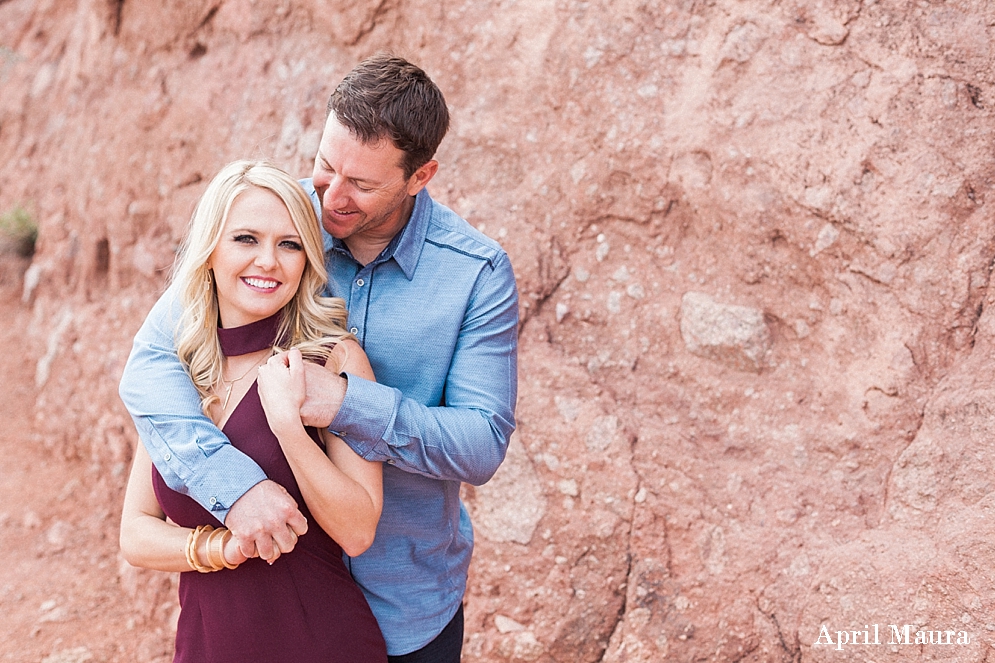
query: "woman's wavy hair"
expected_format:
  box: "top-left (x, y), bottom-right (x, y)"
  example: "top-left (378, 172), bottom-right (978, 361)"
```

top-left (170, 159), bottom-right (353, 414)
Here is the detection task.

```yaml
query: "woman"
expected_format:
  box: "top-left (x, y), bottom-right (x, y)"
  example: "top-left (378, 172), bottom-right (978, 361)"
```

top-left (119, 160), bottom-right (387, 662)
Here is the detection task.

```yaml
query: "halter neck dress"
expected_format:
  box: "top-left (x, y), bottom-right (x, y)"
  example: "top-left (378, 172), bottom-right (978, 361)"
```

top-left (151, 313), bottom-right (387, 662)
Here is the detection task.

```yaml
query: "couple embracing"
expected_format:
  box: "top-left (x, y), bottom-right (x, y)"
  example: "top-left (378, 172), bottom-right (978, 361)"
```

top-left (118, 54), bottom-right (519, 662)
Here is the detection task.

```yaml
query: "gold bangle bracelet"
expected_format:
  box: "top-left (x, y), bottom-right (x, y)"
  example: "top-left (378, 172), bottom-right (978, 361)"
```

top-left (184, 528), bottom-right (198, 571)
top-left (219, 529), bottom-right (240, 570)
top-left (206, 528), bottom-right (226, 571)
top-left (202, 527), bottom-right (216, 569)
top-left (189, 525), bottom-right (218, 573)
top-left (185, 525), bottom-right (238, 573)
top-left (186, 525), bottom-right (207, 572)
top-left (191, 525), bottom-right (208, 573)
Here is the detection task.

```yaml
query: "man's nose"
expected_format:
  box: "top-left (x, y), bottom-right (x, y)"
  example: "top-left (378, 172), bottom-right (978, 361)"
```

top-left (322, 175), bottom-right (348, 207)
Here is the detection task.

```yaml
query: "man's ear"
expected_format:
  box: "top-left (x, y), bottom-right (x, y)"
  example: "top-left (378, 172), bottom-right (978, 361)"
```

top-left (406, 160), bottom-right (439, 196)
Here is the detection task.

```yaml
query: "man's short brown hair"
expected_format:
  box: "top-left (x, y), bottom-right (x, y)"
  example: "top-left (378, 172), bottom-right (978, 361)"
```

top-left (327, 54), bottom-right (450, 179)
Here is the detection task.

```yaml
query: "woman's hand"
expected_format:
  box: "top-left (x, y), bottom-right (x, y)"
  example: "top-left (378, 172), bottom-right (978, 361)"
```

top-left (223, 533), bottom-right (253, 567)
top-left (257, 348), bottom-right (307, 436)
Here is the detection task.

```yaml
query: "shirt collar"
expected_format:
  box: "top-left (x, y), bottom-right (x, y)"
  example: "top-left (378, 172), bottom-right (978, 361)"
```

top-left (324, 189), bottom-right (431, 280)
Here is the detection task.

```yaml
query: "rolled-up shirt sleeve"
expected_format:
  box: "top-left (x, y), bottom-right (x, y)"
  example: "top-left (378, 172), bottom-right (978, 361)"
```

top-left (332, 252), bottom-right (518, 486)
top-left (118, 285), bottom-right (266, 521)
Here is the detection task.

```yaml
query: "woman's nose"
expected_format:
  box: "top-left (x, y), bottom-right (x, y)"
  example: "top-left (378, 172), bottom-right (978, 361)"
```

top-left (254, 244), bottom-right (278, 268)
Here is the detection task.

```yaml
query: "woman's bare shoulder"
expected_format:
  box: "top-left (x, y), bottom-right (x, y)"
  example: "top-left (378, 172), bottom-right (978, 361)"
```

top-left (328, 338), bottom-right (373, 380)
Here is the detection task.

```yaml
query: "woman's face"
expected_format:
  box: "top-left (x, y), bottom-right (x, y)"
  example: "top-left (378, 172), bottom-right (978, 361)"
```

top-left (207, 187), bottom-right (307, 329)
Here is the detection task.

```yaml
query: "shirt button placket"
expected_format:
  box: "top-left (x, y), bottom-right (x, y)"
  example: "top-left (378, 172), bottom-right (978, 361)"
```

top-left (350, 271), bottom-right (370, 339)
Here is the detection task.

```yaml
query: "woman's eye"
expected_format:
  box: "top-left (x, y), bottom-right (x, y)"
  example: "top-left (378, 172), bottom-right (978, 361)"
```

top-left (233, 234), bottom-right (256, 244)
top-left (281, 240), bottom-right (304, 251)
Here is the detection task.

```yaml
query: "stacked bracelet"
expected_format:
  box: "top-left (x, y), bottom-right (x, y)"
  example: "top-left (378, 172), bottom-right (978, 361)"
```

top-left (184, 525), bottom-right (212, 572)
top-left (185, 525), bottom-right (238, 572)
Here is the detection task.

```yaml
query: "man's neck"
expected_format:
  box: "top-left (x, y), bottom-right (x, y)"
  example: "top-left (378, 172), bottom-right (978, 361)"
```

top-left (347, 241), bottom-right (391, 267)
top-left (345, 196), bottom-right (416, 266)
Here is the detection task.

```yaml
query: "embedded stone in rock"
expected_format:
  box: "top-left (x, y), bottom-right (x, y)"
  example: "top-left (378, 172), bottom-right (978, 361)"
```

top-left (45, 520), bottom-right (70, 552)
top-left (679, 292), bottom-right (771, 372)
top-left (585, 414), bottom-right (620, 452)
top-left (494, 614), bottom-right (526, 633)
top-left (806, 10), bottom-right (849, 46)
top-left (471, 438), bottom-right (546, 545)
top-left (811, 223), bottom-right (840, 256)
top-left (40, 647), bottom-right (93, 663)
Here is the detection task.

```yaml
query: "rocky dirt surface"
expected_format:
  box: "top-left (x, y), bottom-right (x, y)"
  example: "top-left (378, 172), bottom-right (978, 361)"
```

top-left (0, 262), bottom-right (174, 662)
top-left (2, 0), bottom-right (995, 661)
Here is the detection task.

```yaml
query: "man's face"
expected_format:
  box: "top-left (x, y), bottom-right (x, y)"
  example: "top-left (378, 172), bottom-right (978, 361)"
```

top-left (311, 115), bottom-right (425, 250)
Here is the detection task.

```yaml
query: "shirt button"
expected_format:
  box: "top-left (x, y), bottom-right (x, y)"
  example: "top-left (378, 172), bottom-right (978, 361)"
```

top-left (163, 452), bottom-right (171, 461)
top-left (356, 278), bottom-right (365, 287)
top-left (209, 497), bottom-right (218, 505)
top-left (350, 327), bottom-right (358, 334)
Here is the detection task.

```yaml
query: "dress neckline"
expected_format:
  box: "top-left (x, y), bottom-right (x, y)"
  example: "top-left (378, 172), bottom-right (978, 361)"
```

top-left (217, 312), bottom-right (282, 357)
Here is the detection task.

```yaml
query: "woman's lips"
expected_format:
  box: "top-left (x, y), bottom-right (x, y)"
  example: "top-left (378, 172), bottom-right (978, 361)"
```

top-left (241, 276), bottom-right (280, 291)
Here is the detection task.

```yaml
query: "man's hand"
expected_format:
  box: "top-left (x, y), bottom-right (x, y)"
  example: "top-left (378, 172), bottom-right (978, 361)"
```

top-left (225, 480), bottom-right (308, 564)
top-left (300, 362), bottom-right (347, 429)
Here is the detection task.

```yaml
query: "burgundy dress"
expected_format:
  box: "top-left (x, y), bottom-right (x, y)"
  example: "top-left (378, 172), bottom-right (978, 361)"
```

top-left (152, 313), bottom-right (387, 663)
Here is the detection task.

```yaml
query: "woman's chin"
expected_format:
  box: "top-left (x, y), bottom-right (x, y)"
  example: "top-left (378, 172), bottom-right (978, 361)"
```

top-left (218, 302), bottom-right (286, 329)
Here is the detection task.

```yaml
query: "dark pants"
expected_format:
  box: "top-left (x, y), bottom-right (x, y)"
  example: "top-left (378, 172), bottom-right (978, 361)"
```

top-left (387, 604), bottom-right (464, 663)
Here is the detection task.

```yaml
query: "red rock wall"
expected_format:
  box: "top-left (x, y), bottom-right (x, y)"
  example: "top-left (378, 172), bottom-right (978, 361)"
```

top-left (2, 0), bottom-right (994, 660)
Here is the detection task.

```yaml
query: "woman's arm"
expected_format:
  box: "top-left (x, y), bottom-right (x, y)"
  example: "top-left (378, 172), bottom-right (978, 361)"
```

top-left (119, 442), bottom-right (248, 572)
top-left (257, 341), bottom-right (383, 557)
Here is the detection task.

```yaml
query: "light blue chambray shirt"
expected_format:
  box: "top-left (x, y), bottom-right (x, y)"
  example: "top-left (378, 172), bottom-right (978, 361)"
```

top-left (118, 186), bottom-right (519, 655)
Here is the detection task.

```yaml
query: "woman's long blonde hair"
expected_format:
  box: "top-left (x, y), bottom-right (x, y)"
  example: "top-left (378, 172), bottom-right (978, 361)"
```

top-left (171, 159), bottom-right (353, 413)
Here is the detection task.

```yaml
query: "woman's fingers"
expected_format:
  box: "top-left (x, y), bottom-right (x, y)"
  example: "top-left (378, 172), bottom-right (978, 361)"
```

top-left (263, 351), bottom-right (288, 373)
top-left (224, 535), bottom-right (251, 566)
top-left (287, 347), bottom-right (304, 372)
top-left (236, 537), bottom-right (257, 560)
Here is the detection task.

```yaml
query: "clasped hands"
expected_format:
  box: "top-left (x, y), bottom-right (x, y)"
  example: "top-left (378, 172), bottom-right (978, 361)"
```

top-left (225, 479), bottom-right (308, 565)
top-left (225, 348), bottom-right (346, 563)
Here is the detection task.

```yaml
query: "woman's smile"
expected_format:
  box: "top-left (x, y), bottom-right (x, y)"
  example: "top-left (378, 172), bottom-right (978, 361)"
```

top-left (241, 276), bottom-right (282, 291)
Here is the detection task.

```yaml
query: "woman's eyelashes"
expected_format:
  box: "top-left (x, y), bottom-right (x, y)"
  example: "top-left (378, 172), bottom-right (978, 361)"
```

top-left (230, 234), bottom-right (303, 251)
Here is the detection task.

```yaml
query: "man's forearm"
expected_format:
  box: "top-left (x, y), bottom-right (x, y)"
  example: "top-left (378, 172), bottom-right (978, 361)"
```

top-left (118, 286), bottom-right (266, 519)
top-left (331, 254), bottom-right (519, 485)
top-left (333, 374), bottom-right (513, 485)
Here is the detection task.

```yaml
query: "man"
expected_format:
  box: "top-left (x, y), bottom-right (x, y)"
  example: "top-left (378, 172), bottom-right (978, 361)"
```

top-left (119, 54), bottom-right (519, 662)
